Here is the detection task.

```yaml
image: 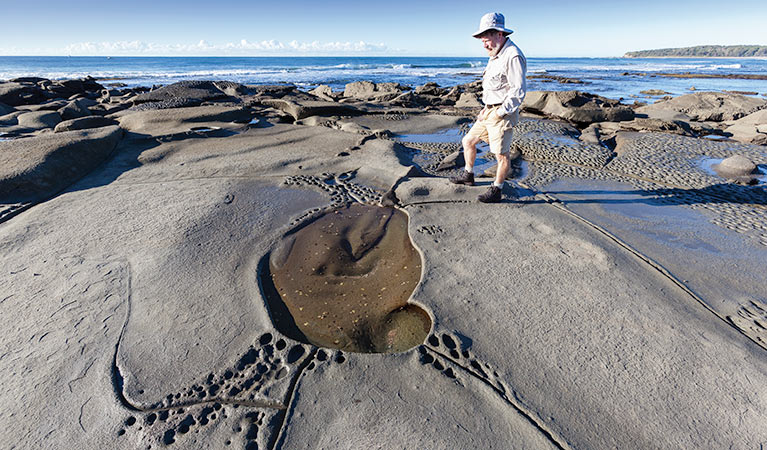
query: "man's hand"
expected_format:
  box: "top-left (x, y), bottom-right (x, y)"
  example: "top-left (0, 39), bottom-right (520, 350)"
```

top-left (477, 107), bottom-right (488, 121)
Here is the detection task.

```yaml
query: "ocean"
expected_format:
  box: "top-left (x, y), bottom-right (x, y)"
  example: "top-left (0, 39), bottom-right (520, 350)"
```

top-left (1, 56), bottom-right (766, 102)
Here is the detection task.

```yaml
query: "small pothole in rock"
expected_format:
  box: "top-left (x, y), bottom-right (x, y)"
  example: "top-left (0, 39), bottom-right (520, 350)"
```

top-left (260, 203), bottom-right (431, 353)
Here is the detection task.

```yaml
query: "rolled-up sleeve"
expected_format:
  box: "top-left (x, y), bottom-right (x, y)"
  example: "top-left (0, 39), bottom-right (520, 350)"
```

top-left (496, 55), bottom-right (527, 118)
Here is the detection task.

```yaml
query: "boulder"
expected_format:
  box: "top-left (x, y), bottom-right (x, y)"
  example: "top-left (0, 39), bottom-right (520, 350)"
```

top-left (343, 81), bottom-right (375, 99)
top-left (54, 116), bottom-right (118, 132)
top-left (724, 109), bottom-right (767, 145)
top-left (455, 92), bottom-right (482, 108)
top-left (45, 77), bottom-right (104, 98)
top-left (460, 80), bottom-right (483, 94)
top-left (713, 155), bottom-right (757, 177)
top-left (132, 80), bottom-right (243, 105)
top-left (17, 111), bottom-right (62, 129)
top-left (522, 91), bottom-right (635, 126)
top-left (444, 86), bottom-right (462, 102)
top-left (309, 85), bottom-right (338, 101)
top-left (377, 82), bottom-right (407, 93)
top-left (0, 82), bottom-right (47, 106)
top-left (390, 91), bottom-right (415, 106)
top-left (712, 155), bottom-right (761, 183)
top-left (343, 81), bottom-right (407, 101)
top-left (0, 125), bottom-right (123, 203)
top-left (636, 92), bottom-right (767, 122)
top-left (415, 82), bottom-right (446, 97)
top-left (58, 99), bottom-right (93, 121)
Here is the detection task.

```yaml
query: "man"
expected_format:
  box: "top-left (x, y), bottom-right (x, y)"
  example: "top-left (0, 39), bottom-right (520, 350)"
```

top-left (450, 12), bottom-right (527, 203)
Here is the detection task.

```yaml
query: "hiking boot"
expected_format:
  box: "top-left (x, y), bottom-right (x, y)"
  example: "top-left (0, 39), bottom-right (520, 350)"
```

top-left (449, 170), bottom-right (475, 186)
top-left (478, 185), bottom-right (502, 203)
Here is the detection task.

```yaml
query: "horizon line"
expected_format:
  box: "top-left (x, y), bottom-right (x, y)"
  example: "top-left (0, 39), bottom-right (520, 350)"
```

top-left (0, 54), bottom-right (634, 59)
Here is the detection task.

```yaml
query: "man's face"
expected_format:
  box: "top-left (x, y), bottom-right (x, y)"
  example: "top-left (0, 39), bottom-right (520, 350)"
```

top-left (479, 30), bottom-right (506, 56)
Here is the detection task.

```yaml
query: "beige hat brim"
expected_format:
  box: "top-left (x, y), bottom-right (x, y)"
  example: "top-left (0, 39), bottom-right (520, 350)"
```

top-left (472, 26), bottom-right (513, 38)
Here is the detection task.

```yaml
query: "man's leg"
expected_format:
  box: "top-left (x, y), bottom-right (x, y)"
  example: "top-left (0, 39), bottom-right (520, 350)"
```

top-left (450, 124), bottom-right (486, 186)
top-left (477, 119), bottom-right (513, 203)
top-left (494, 152), bottom-right (510, 186)
top-left (462, 134), bottom-right (481, 171)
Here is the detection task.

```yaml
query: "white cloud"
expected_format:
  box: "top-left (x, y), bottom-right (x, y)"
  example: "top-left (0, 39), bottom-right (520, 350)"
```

top-left (63, 39), bottom-right (388, 56)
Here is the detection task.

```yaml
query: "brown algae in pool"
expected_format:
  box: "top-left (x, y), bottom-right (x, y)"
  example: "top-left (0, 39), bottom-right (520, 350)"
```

top-left (264, 203), bottom-right (430, 353)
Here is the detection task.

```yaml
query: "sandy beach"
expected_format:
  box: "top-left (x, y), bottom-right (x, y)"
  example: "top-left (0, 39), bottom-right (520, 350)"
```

top-left (1, 76), bottom-right (767, 449)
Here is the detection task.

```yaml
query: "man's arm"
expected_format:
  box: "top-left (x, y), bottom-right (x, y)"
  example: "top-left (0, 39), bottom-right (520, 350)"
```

top-left (495, 55), bottom-right (527, 118)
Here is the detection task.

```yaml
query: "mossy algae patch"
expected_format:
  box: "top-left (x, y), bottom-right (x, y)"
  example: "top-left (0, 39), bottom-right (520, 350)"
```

top-left (264, 204), bottom-right (430, 353)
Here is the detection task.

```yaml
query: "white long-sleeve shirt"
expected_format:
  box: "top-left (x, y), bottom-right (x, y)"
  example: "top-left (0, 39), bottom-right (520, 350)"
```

top-left (482, 38), bottom-right (527, 122)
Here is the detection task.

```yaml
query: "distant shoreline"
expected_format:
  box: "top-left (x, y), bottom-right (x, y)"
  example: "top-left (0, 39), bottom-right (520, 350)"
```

top-left (625, 56), bottom-right (767, 60)
top-left (624, 45), bottom-right (767, 59)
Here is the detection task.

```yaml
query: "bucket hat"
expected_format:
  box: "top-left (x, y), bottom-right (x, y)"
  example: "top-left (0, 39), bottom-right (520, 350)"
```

top-left (472, 12), bottom-right (513, 38)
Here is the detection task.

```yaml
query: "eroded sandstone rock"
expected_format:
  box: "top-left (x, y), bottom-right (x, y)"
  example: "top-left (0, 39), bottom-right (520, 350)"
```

top-left (637, 91), bottom-right (767, 122)
top-left (0, 125), bottom-right (123, 202)
top-left (523, 90), bottom-right (635, 126)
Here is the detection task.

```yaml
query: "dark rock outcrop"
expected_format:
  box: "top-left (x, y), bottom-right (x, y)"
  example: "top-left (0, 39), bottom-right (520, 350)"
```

top-left (0, 82), bottom-right (47, 106)
top-left (132, 80), bottom-right (246, 106)
top-left (415, 82), bottom-right (446, 97)
top-left (44, 77), bottom-right (104, 99)
top-left (523, 90), bottom-right (635, 126)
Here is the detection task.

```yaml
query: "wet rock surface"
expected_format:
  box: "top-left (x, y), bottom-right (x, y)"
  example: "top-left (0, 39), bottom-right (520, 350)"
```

top-left (2, 76), bottom-right (767, 449)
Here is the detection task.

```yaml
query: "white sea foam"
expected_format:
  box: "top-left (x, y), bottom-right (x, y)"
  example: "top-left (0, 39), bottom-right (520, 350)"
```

top-left (2, 56), bottom-right (765, 101)
top-left (707, 63), bottom-right (742, 70)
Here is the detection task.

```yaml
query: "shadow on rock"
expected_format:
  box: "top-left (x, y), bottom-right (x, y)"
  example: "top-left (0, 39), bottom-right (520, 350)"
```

top-left (546, 183), bottom-right (767, 207)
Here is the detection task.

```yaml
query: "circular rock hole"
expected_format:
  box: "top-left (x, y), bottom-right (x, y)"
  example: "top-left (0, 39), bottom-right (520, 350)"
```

top-left (259, 204), bottom-right (431, 353)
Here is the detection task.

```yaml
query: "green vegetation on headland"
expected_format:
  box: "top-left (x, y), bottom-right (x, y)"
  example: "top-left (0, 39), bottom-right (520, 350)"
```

top-left (624, 45), bottom-right (767, 58)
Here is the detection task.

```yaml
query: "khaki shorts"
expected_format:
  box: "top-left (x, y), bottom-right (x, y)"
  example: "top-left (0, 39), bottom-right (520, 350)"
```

top-left (466, 106), bottom-right (518, 156)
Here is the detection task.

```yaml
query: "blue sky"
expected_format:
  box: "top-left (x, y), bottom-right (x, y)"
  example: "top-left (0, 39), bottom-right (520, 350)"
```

top-left (2, 0), bottom-right (766, 57)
